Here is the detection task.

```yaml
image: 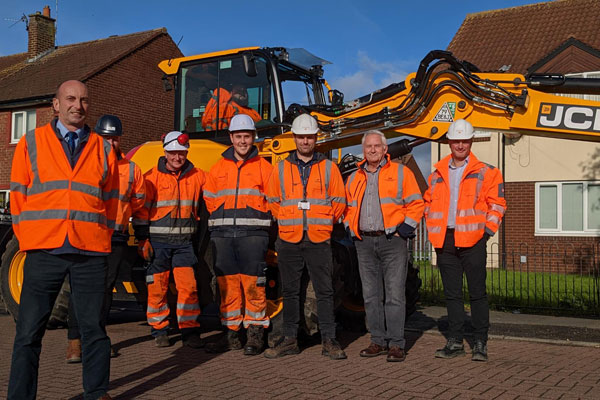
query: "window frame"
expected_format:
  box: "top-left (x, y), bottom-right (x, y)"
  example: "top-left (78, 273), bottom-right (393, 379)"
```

top-left (11, 109), bottom-right (36, 144)
top-left (535, 181), bottom-right (600, 236)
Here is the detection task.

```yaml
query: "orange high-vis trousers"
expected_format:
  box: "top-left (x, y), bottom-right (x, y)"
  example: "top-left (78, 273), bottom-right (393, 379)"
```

top-left (212, 236), bottom-right (270, 330)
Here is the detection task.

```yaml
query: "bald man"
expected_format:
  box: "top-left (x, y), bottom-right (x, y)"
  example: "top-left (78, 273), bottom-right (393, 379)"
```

top-left (8, 80), bottom-right (119, 400)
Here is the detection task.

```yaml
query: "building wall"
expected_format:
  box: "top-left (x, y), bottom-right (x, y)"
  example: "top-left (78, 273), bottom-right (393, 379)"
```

top-left (86, 33), bottom-right (182, 159)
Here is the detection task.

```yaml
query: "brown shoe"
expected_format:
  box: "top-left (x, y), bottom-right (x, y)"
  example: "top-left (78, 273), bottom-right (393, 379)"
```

top-left (386, 346), bottom-right (406, 362)
top-left (359, 342), bottom-right (388, 357)
top-left (66, 339), bottom-right (82, 364)
top-left (322, 338), bottom-right (347, 360)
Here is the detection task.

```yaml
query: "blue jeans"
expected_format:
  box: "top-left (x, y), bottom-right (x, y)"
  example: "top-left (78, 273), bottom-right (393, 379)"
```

top-left (8, 251), bottom-right (110, 400)
top-left (355, 235), bottom-right (408, 348)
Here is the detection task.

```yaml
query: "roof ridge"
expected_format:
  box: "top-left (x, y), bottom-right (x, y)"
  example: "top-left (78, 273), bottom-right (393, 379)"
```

top-left (58, 27), bottom-right (166, 50)
top-left (464, 0), bottom-right (579, 19)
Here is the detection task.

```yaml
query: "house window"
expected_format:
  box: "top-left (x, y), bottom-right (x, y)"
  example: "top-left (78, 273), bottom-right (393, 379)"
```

top-left (0, 190), bottom-right (9, 211)
top-left (11, 109), bottom-right (36, 143)
top-left (535, 181), bottom-right (600, 236)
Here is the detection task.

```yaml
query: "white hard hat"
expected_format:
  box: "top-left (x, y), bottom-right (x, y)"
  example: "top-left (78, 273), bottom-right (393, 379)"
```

top-left (229, 114), bottom-right (256, 132)
top-left (291, 114), bottom-right (319, 135)
top-left (446, 119), bottom-right (474, 140)
top-left (163, 131), bottom-right (189, 151)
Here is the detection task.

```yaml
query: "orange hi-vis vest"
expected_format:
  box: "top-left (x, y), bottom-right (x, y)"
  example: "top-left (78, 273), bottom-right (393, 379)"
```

top-left (139, 157), bottom-right (205, 244)
top-left (424, 152), bottom-right (507, 249)
top-left (10, 121), bottom-right (119, 253)
top-left (267, 152), bottom-right (346, 244)
top-left (114, 155), bottom-right (146, 233)
top-left (201, 87), bottom-right (261, 131)
top-left (204, 146), bottom-right (273, 236)
top-left (344, 155), bottom-right (424, 240)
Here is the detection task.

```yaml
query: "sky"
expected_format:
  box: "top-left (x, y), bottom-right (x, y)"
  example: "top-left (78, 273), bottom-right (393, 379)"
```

top-left (1, 0), bottom-right (544, 173)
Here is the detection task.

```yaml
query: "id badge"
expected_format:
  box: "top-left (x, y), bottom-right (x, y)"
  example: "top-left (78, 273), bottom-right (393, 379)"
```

top-left (298, 201), bottom-right (311, 210)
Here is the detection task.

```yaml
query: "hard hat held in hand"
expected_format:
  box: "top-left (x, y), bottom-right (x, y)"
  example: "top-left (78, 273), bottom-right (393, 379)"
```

top-left (95, 114), bottom-right (123, 137)
top-left (291, 114), bottom-right (319, 135)
top-left (229, 114), bottom-right (256, 132)
top-left (163, 131), bottom-right (190, 151)
top-left (447, 119), bottom-right (474, 140)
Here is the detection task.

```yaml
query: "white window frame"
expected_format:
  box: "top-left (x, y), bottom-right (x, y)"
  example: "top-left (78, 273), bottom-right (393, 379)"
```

top-left (11, 109), bottom-right (36, 144)
top-left (535, 181), bottom-right (600, 236)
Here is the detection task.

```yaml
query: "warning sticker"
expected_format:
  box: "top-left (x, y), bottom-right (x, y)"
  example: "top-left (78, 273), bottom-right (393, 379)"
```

top-left (433, 102), bottom-right (456, 122)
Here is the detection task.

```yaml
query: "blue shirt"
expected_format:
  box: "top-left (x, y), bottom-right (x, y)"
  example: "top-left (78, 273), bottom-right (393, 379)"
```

top-left (56, 119), bottom-right (82, 149)
top-left (447, 157), bottom-right (468, 228)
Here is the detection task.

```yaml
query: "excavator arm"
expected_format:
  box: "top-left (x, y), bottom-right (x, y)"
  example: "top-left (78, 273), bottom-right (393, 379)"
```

top-left (262, 50), bottom-right (600, 158)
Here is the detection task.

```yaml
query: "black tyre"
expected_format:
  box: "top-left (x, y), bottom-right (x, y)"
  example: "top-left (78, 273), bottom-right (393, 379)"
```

top-left (0, 236), bottom-right (70, 326)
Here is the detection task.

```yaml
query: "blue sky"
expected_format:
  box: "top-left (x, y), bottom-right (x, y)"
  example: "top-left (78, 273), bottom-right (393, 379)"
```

top-left (1, 0), bottom-right (543, 173)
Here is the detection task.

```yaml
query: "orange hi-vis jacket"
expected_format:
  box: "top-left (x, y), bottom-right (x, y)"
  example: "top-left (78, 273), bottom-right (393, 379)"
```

top-left (137, 157), bottom-right (205, 245)
top-left (267, 152), bottom-right (346, 244)
top-left (201, 87), bottom-right (261, 131)
top-left (424, 152), bottom-right (507, 249)
top-left (344, 155), bottom-right (424, 240)
top-left (114, 154), bottom-right (146, 233)
top-left (10, 120), bottom-right (120, 253)
top-left (204, 146), bottom-right (273, 236)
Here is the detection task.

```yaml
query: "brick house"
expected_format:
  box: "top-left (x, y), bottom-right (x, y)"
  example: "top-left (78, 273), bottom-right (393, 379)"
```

top-left (0, 6), bottom-right (183, 208)
top-left (435, 0), bottom-right (600, 272)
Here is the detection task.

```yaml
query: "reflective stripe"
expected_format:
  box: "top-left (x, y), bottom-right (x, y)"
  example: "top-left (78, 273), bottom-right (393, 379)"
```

top-left (223, 320), bottom-right (242, 326)
top-left (243, 320), bottom-right (270, 328)
top-left (26, 129), bottom-right (39, 183)
top-left (487, 214), bottom-right (500, 224)
top-left (132, 193), bottom-right (144, 199)
top-left (177, 315), bottom-right (199, 322)
top-left (10, 182), bottom-right (27, 195)
top-left (403, 193), bottom-right (423, 204)
top-left (147, 304), bottom-right (169, 313)
top-left (346, 170), bottom-right (358, 191)
top-left (498, 182), bottom-right (505, 198)
top-left (70, 210), bottom-right (108, 226)
top-left (155, 199), bottom-right (197, 207)
top-left (149, 226), bottom-right (196, 234)
top-left (278, 161), bottom-right (286, 200)
top-left (103, 188), bottom-right (120, 201)
top-left (177, 303), bottom-right (200, 311)
top-left (428, 212), bottom-right (444, 220)
top-left (102, 139), bottom-right (112, 183)
top-left (276, 218), bottom-right (303, 226)
top-left (148, 316), bottom-right (168, 324)
top-left (204, 188), bottom-right (264, 198)
top-left (490, 203), bottom-right (506, 215)
top-left (267, 196), bottom-right (280, 203)
top-left (12, 209), bottom-right (68, 223)
top-left (222, 309), bottom-right (242, 318)
top-left (396, 163), bottom-right (404, 201)
top-left (208, 218), bottom-right (271, 227)
top-left (280, 197), bottom-right (333, 207)
top-left (455, 222), bottom-right (485, 232)
top-left (405, 216), bottom-right (418, 228)
top-left (307, 217), bottom-right (333, 225)
top-left (330, 196), bottom-right (346, 205)
top-left (380, 197), bottom-right (404, 205)
top-left (457, 209), bottom-right (485, 217)
top-left (26, 180), bottom-right (70, 195)
top-left (427, 226), bottom-right (442, 233)
top-left (348, 200), bottom-right (358, 207)
top-left (465, 172), bottom-right (482, 180)
top-left (244, 309), bottom-right (266, 319)
top-left (473, 166), bottom-right (488, 207)
top-left (204, 190), bottom-right (217, 198)
top-left (324, 159), bottom-right (332, 199)
top-left (71, 181), bottom-right (102, 198)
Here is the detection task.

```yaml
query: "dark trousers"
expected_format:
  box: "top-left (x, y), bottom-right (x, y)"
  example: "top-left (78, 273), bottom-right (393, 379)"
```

top-left (68, 242), bottom-right (133, 339)
top-left (276, 237), bottom-right (337, 339)
top-left (355, 235), bottom-right (408, 348)
top-left (436, 229), bottom-right (489, 342)
top-left (8, 251), bottom-right (110, 400)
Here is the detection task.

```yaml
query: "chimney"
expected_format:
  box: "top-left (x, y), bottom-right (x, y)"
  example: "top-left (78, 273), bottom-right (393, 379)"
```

top-left (28, 6), bottom-right (56, 60)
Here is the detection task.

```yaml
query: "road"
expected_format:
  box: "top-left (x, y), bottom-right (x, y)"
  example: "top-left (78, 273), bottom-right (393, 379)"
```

top-left (1, 308), bottom-right (599, 399)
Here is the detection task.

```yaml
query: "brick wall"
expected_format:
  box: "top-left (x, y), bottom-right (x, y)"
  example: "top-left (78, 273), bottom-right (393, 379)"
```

top-left (86, 33), bottom-right (182, 154)
top-left (504, 181), bottom-right (600, 274)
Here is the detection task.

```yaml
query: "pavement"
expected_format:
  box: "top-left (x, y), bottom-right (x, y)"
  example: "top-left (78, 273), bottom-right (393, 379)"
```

top-left (1, 305), bottom-right (599, 399)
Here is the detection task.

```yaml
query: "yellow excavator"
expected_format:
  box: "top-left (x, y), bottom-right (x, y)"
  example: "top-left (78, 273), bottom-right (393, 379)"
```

top-left (2, 46), bottom-right (600, 337)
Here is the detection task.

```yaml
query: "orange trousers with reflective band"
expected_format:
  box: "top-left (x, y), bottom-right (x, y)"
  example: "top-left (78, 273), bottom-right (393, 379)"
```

top-left (212, 236), bottom-right (269, 330)
top-left (146, 266), bottom-right (200, 331)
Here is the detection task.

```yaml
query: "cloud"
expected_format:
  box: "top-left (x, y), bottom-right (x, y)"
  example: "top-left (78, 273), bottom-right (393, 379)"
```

top-left (329, 51), bottom-right (412, 101)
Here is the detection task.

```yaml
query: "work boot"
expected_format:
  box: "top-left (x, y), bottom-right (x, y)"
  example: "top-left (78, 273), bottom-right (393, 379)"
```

top-left (264, 336), bottom-right (300, 359)
top-left (66, 339), bottom-right (82, 364)
top-left (244, 325), bottom-right (265, 356)
top-left (155, 334), bottom-right (171, 348)
top-left (205, 329), bottom-right (242, 353)
top-left (434, 338), bottom-right (466, 359)
top-left (471, 339), bottom-right (488, 362)
top-left (321, 338), bottom-right (347, 360)
top-left (183, 333), bottom-right (205, 349)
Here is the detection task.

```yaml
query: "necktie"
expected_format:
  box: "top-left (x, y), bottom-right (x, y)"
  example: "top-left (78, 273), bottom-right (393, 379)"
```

top-left (66, 131), bottom-right (78, 153)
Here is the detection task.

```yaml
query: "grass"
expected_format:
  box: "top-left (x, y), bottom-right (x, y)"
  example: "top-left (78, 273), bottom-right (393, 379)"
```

top-left (415, 261), bottom-right (600, 316)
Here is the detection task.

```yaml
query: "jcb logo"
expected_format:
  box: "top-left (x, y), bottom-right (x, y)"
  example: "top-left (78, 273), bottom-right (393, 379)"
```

top-left (537, 103), bottom-right (600, 132)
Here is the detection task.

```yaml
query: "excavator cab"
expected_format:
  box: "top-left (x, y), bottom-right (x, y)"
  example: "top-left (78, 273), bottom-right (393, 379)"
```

top-left (171, 47), bottom-right (332, 142)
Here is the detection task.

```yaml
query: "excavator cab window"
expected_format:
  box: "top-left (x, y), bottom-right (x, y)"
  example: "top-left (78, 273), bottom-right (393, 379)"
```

top-left (178, 55), bottom-right (279, 140)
